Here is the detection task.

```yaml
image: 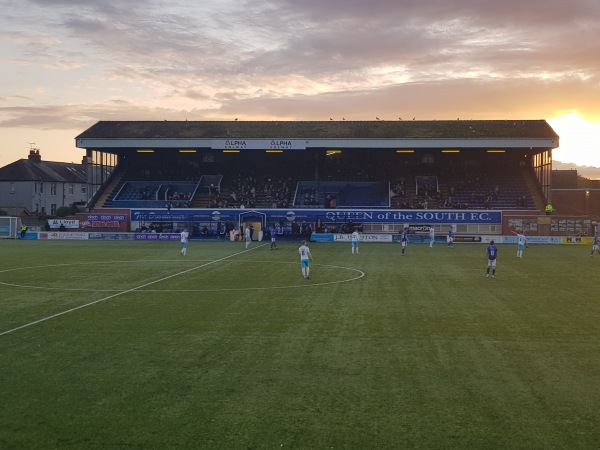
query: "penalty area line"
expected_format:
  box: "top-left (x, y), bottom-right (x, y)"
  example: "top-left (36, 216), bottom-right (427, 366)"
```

top-left (0, 244), bottom-right (267, 337)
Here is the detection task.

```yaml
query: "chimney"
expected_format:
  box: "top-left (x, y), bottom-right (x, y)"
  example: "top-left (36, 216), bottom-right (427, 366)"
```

top-left (28, 150), bottom-right (42, 163)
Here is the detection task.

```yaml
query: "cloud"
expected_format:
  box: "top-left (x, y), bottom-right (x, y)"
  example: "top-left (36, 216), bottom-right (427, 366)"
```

top-left (0, 94), bottom-right (33, 103)
top-left (0, 101), bottom-right (182, 130)
top-left (1, 0), bottom-right (599, 153)
top-left (2, 74), bottom-right (599, 133)
top-left (43, 59), bottom-right (84, 70)
top-left (8, 33), bottom-right (62, 47)
top-left (7, 0), bottom-right (599, 96)
top-left (25, 0), bottom-right (159, 16)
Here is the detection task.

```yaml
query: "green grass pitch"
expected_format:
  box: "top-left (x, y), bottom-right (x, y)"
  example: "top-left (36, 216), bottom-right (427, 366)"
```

top-left (1, 239), bottom-right (599, 449)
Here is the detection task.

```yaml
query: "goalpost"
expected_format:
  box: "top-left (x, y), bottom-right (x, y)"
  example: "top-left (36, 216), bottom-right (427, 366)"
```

top-left (0, 216), bottom-right (22, 239)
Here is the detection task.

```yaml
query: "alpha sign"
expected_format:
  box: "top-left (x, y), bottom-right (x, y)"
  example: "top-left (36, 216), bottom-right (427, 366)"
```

top-left (212, 139), bottom-right (306, 150)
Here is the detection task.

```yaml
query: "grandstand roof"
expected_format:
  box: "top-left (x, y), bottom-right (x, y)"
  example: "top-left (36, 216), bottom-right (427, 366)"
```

top-left (77, 120), bottom-right (558, 140)
top-left (75, 120), bottom-right (559, 154)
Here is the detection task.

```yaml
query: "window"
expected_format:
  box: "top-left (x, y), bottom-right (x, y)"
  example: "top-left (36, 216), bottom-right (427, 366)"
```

top-left (81, 185), bottom-right (87, 194)
top-left (10, 182), bottom-right (15, 193)
top-left (68, 184), bottom-right (74, 195)
top-left (51, 183), bottom-right (57, 195)
top-left (51, 204), bottom-right (57, 215)
top-left (40, 182), bottom-right (44, 193)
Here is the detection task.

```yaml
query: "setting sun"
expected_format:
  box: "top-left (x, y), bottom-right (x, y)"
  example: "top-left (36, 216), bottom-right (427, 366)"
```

top-left (549, 112), bottom-right (600, 168)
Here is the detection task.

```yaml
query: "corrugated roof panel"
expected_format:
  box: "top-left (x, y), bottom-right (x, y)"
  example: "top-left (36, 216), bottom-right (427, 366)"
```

top-left (76, 120), bottom-right (559, 142)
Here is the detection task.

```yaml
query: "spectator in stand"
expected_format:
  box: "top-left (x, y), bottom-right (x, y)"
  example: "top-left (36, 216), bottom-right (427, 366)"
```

top-left (484, 194), bottom-right (492, 209)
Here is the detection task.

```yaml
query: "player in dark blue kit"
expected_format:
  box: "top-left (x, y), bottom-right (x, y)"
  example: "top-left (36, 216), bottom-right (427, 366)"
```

top-left (447, 228), bottom-right (454, 247)
top-left (486, 240), bottom-right (498, 278)
top-left (400, 228), bottom-right (408, 255)
top-left (269, 225), bottom-right (278, 250)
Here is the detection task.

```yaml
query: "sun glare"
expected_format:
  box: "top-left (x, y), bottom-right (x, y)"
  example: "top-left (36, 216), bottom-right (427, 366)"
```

top-left (548, 112), bottom-right (600, 168)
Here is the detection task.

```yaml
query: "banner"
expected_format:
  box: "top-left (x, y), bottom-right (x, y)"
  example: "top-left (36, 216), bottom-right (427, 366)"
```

top-left (48, 219), bottom-right (79, 229)
top-left (504, 236), bottom-right (564, 245)
top-left (81, 220), bottom-right (121, 228)
top-left (564, 236), bottom-right (593, 245)
top-left (333, 233), bottom-right (394, 242)
top-left (321, 210), bottom-right (501, 225)
top-left (86, 214), bottom-right (128, 221)
top-left (131, 208), bottom-right (502, 225)
top-left (454, 236), bottom-right (483, 243)
top-left (39, 231), bottom-right (89, 240)
top-left (88, 233), bottom-right (135, 240)
top-left (134, 233), bottom-right (180, 241)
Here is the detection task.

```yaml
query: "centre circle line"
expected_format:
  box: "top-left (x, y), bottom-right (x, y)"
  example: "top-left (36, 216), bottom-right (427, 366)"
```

top-left (0, 260), bottom-right (364, 293)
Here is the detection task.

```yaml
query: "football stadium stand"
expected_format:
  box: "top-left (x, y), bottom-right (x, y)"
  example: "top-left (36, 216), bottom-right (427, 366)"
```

top-left (74, 120), bottom-right (559, 233)
top-left (75, 120), bottom-right (555, 211)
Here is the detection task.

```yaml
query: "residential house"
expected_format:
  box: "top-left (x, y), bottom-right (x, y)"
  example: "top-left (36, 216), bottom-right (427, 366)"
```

top-left (0, 150), bottom-right (88, 215)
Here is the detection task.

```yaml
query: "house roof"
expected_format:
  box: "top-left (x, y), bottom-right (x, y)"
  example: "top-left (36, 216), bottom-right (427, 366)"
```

top-left (0, 158), bottom-right (87, 183)
top-left (76, 119), bottom-right (559, 140)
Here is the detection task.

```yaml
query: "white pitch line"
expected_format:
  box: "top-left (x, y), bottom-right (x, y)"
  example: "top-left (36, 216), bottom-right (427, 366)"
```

top-left (0, 244), bottom-right (267, 337)
top-left (0, 264), bottom-right (365, 293)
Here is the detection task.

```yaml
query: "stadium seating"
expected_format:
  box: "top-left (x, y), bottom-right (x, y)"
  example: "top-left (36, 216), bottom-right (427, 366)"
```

top-left (95, 152), bottom-right (543, 211)
top-left (294, 181), bottom-right (390, 208)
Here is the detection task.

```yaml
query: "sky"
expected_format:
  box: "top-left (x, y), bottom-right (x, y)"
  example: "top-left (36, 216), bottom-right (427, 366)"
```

top-left (1, 0), bottom-right (600, 171)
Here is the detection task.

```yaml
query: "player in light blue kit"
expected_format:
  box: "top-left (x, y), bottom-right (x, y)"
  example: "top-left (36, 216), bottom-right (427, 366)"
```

top-left (429, 227), bottom-right (435, 248)
top-left (180, 228), bottom-right (189, 256)
top-left (486, 240), bottom-right (498, 278)
top-left (513, 231), bottom-right (528, 258)
top-left (351, 230), bottom-right (360, 254)
top-left (591, 233), bottom-right (599, 257)
top-left (298, 240), bottom-right (313, 279)
top-left (244, 226), bottom-right (251, 249)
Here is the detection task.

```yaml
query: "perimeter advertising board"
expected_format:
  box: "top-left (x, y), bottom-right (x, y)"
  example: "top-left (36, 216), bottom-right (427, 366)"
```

top-left (39, 232), bottom-right (89, 240)
top-left (47, 219), bottom-right (79, 229)
top-left (134, 233), bottom-right (180, 241)
top-left (131, 208), bottom-right (502, 225)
